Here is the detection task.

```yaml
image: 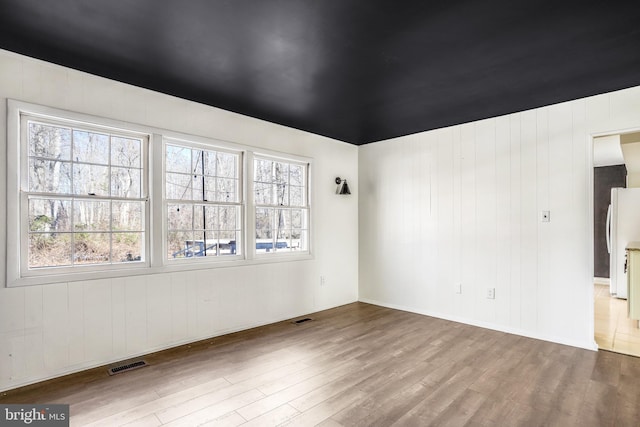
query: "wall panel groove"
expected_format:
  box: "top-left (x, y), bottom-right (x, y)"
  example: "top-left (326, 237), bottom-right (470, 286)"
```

top-left (359, 86), bottom-right (640, 349)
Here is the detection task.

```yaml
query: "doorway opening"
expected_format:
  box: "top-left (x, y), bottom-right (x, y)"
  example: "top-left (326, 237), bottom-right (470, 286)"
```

top-left (593, 131), bottom-right (640, 356)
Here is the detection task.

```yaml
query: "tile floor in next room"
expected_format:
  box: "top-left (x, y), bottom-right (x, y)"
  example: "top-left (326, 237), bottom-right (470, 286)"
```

top-left (594, 282), bottom-right (640, 357)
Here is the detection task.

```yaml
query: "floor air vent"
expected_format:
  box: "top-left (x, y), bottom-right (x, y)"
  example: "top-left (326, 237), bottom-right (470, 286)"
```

top-left (292, 317), bottom-right (314, 324)
top-left (108, 360), bottom-right (148, 376)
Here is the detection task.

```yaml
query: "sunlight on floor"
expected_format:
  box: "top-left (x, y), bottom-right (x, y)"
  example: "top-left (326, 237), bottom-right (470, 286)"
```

top-left (595, 283), bottom-right (640, 357)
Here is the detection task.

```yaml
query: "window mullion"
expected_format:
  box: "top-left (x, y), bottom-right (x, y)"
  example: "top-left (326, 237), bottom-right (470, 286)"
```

top-left (70, 198), bottom-right (76, 266)
top-left (151, 133), bottom-right (164, 268)
top-left (199, 150), bottom-right (208, 256)
top-left (109, 200), bottom-right (113, 264)
top-left (25, 193), bottom-right (149, 202)
top-left (245, 151), bottom-right (255, 260)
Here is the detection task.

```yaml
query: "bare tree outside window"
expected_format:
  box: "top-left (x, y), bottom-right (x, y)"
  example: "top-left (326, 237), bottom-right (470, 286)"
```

top-left (253, 157), bottom-right (308, 254)
top-left (11, 103), bottom-right (312, 286)
top-left (165, 142), bottom-right (241, 260)
top-left (26, 120), bottom-right (145, 269)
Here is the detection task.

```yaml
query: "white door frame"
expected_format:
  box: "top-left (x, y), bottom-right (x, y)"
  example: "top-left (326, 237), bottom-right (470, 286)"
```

top-left (588, 125), bottom-right (640, 350)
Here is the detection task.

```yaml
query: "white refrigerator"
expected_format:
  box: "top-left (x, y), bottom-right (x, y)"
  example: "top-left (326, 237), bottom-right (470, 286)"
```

top-left (608, 187), bottom-right (640, 299)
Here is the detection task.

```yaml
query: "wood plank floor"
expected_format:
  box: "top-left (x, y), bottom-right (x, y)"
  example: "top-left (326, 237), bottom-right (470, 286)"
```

top-left (2, 302), bottom-right (640, 426)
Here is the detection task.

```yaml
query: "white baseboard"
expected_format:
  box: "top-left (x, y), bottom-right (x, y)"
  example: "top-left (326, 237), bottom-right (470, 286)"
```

top-left (358, 297), bottom-right (598, 352)
top-left (594, 277), bottom-right (610, 286)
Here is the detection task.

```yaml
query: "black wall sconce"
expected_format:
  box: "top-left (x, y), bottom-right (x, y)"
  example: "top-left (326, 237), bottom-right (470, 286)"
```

top-left (335, 177), bottom-right (351, 195)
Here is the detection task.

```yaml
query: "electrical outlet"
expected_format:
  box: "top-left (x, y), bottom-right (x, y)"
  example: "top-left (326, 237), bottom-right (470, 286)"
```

top-left (320, 275), bottom-right (326, 286)
top-left (455, 283), bottom-right (462, 294)
top-left (487, 288), bottom-right (495, 299)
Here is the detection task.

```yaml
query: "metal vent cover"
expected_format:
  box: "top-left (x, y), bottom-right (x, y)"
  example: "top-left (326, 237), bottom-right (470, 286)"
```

top-left (108, 360), bottom-right (148, 376)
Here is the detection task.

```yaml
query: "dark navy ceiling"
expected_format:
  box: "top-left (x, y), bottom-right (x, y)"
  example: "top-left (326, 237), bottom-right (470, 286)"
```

top-left (1, 1), bottom-right (640, 145)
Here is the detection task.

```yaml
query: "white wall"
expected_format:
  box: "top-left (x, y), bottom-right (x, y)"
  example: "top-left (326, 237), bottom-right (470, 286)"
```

top-left (359, 84), bottom-right (640, 349)
top-left (620, 132), bottom-right (640, 188)
top-left (0, 50), bottom-right (359, 392)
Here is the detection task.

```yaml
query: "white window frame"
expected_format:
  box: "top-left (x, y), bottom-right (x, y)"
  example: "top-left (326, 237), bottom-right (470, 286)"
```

top-left (250, 152), bottom-right (311, 258)
top-left (6, 100), bottom-right (313, 287)
top-left (163, 137), bottom-right (244, 264)
top-left (7, 101), bottom-right (152, 286)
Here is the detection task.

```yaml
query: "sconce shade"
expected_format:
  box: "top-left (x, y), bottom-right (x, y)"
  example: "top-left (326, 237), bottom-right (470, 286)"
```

top-left (335, 177), bottom-right (351, 195)
top-left (340, 180), bottom-right (351, 195)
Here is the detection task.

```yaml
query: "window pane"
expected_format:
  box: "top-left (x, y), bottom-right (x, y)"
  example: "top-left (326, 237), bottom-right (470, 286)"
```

top-left (219, 206), bottom-right (238, 230)
top-left (219, 231), bottom-right (237, 255)
top-left (275, 230), bottom-right (290, 252)
top-left (112, 201), bottom-right (143, 231)
top-left (166, 145), bottom-right (193, 173)
top-left (291, 209), bottom-right (303, 229)
top-left (74, 232), bottom-right (110, 264)
top-left (205, 206), bottom-right (218, 230)
top-left (274, 162), bottom-right (289, 183)
top-left (29, 233), bottom-right (72, 268)
top-left (193, 205), bottom-right (240, 231)
top-left (167, 204), bottom-right (193, 230)
top-left (198, 232), bottom-right (217, 256)
top-left (111, 137), bottom-right (141, 168)
top-left (112, 233), bottom-right (143, 262)
top-left (256, 208), bottom-right (273, 239)
top-left (73, 200), bottom-right (110, 232)
top-left (73, 163), bottom-right (110, 196)
top-left (192, 150), bottom-right (206, 175)
top-left (290, 185), bottom-right (304, 207)
top-left (290, 164), bottom-right (304, 186)
top-left (73, 130), bottom-right (109, 165)
top-left (29, 198), bottom-right (71, 232)
top-left (203, 151), bottom-right (217, 176)
top-left (203, 176), bottom-right (217, 201)
top-left (217, 178), bottom-right (237, 202)
top-left (254, 159), bottom-right (273, 182)
top-left (111, 167), bottom-right (141, 198)
top-left (29, 159), bottom-right (72, 193)
top-left (168, 231), bottom-right (194, 258)
top-left (275, 209), bottom-right (290, 231)
top-left (28, 122), bottom-right (71, 160)
top-left (166, 173), bottom-right (192, 200)
top-left (193, 204), bottom-right (207, 230)
top-left (192, 175), bottom-right (204, 201)
top-left (230, 231), bottom-right (241, 255)
top-left (292, 230), bottom-right (307, 251)
top-left (255, 182), bottom-right (272, 204)
top-left (274, 184), bottom-right (288, 206)
top-left (192, 231), bottom-right (210, 256)
top-left (217, 152), bottom-right (236, 178)
top-left (193, 175), bottom-right (223, 202)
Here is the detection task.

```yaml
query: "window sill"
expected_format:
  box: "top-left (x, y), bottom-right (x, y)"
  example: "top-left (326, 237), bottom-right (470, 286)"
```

top-left (7, 254), bottom-right (314, 287)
